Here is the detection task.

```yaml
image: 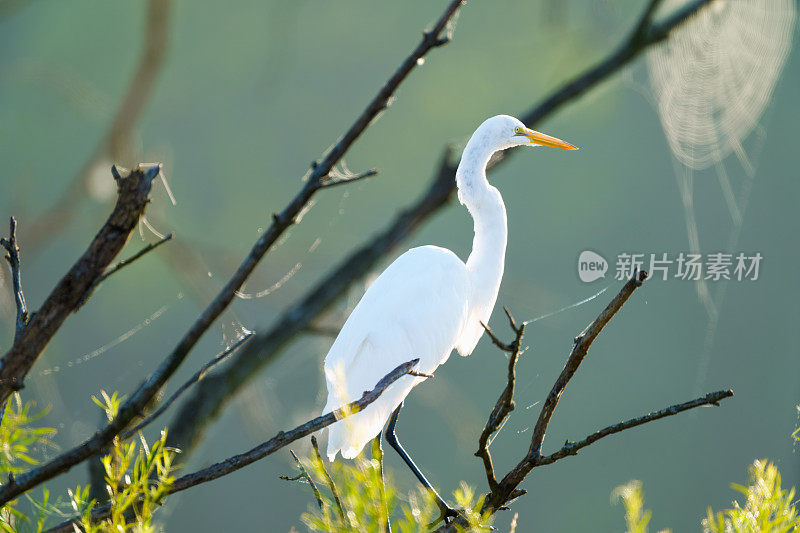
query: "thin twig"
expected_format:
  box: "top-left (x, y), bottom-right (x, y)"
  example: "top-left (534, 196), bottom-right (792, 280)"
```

top-left (0, 217), bottom-right (28, 340)
top-left (321, 168), bottom-right (379, 188)
top-left (0, 1), bottom-right (464, 507)
top-left (479, 322), bottom-right (510, 352)
top-left (475, 311), bottom-right (525, 492)
top-left (97, 233), bottom-right (173, 287)
top-left (311, 435), bottom-right (349, 526)
top-left (121, 332), bottom-right (254, 439)
top-left (164, 0), bottom-right (718, 463)
top-left (286, 449), bottom-right (325, 511)
top-left (534, 389), bottom-right (734, 467)
top-left (77, 233), bottom-right (173, 310)
top-left (0, 164), bottom-right (161, 400)
top-left (46, 359), bottom-right (424, 532)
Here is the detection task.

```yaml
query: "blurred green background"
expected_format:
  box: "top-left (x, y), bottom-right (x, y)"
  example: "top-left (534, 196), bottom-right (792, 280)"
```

top-left (0, 0), bottom-right (797, 531)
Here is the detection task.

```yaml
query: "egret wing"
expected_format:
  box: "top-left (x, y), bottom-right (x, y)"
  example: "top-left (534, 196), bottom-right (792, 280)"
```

top-left (323, 245), bottom-right (470, 459)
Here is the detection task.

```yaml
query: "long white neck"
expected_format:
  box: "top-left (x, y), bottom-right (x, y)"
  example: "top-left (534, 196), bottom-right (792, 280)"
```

top-left (454, 138), bottom-right (508, 355)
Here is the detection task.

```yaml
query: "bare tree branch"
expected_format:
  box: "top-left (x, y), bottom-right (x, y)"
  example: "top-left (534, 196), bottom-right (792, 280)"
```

top-left (481, 270), bottom-right (648, 511)
top-left (170, 358), bottom-right (418, 492)
top-left (0, 164), bottom-right (161, 403)
top-left (24, 0), bottom-right (172, 250)
top-left (534, 389), bottom-right (734, 467)
top-left (0, 1), bottom-right (465, 506)
top-left (120, 331), bottom-right (254, 439)
top-left (46, 360), bottom-right (424, 533)
top-left (77, 232), bottom-right (173, 310)
top-left (165, 0), bottom-right (718, 462)
top-left (0, 217), bottom-right (28, 340)
top-left (632, 0), bottom-right (667, 43)
top-left (528, 270), bottom-right (648, 459)
top-left (475, 313), bottom-right (525, 492)
top-left (434, 276), bottom-right (733, 532)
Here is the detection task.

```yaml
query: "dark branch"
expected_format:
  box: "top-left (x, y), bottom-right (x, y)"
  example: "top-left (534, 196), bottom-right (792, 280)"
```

top-left (1, 217), bottom-right (28, 340)
top-left (165, 0), bottom-right (717, 463)
top-left (437, 285), bottom-right (733, 532)
top-left (479, 321), bottom-right (510, 352)
top-left (299, 0), bottom-right (463, 192)
top-left (535, 389), bottom-right (734, 467)
top-left (476, 271), bottom-right (648, 512)
top-left (286, 449), bottom-right (325, 511)
top-left (0, 164), bottom-right (161, 402)
top-left (77, 233), bottom-right (173, 310)
top-left (632, 0), bottom-right (666, 43)
top-left (46, 360), bottom-right (423, 532)
top-left (0, 0), bottom-right (464, 507)
top-left (475, 311), bottom-right (526, 492)
top-left (121, 332), bottom-right (254, 439)
top-left (528, 270), bottom-right (648, 458)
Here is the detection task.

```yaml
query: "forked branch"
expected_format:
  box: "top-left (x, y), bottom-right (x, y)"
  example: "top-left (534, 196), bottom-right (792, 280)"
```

top-left (475, 310), bottom-right (526, 492)
top-left (436, 273), bottom-right (734, 532)
top-left (0, 164), bottom-right (161, 404)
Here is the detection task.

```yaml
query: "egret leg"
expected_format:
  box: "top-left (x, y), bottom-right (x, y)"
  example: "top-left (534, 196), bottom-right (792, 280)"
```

top-left (384, 403), bottom-right (459, 525)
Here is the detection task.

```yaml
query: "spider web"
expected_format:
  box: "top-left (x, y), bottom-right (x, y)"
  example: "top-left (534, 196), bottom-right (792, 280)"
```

top-left (645, 0), bottom-right (795, 394)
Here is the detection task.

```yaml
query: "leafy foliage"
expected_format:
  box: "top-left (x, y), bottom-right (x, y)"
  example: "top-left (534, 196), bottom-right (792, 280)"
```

top-left (611, 480), bottom-right (669, 533)
top-left (702, 459), bottom-right (800, 533)
top-left (295, 446), bottom-right (490, 532)
top-left (0, 394), bottom-right (55, 477)
top-left (613, 459), bottom-right (799, 533)
top-left (0, 391), bottom-right (176, 532)
top-left (0, 394), bottom-right (56, 532)
top-left (79, 390), bottom-right (177, 533)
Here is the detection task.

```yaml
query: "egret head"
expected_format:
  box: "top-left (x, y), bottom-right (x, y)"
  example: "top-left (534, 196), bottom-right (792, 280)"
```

top-left (475, 114), bottom-right (578, 153)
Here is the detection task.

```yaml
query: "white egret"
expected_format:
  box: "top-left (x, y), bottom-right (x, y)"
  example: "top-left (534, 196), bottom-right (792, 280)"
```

top-left (322, 114), bottom-right (576, 519)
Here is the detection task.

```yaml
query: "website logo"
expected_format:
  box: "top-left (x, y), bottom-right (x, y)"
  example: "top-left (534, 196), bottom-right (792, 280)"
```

top-left (578, 250), bottom-right (608, 282)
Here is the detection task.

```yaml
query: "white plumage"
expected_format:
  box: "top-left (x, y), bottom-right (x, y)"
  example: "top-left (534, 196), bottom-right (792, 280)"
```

top-left (323, 115), bottom-right (576, 461)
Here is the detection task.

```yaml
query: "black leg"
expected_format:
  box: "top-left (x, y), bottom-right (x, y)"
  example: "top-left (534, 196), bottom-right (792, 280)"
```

top-left (384, 403), bottom-right (459, 525)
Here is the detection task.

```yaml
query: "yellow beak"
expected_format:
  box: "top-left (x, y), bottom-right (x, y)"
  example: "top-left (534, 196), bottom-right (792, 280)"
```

top-left (517, 127), bottom-right (578, 150)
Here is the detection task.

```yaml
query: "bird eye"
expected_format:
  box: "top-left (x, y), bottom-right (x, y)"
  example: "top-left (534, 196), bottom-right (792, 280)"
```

top-left (514, 127), bottom-right (522, 134)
